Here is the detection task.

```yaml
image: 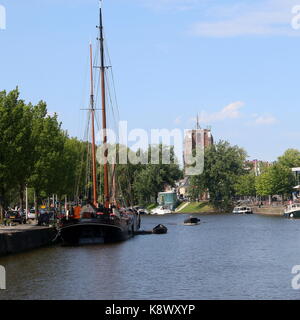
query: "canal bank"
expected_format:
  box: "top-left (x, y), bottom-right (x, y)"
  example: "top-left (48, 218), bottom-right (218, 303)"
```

top-left (252, 205), bottom-right (284, 216)
top-left (0, 225), bottom-right (57, 257)
top-left (176, 201), bottom-right (285, 216)
top-left (176, 201), bottom-right (218, 214)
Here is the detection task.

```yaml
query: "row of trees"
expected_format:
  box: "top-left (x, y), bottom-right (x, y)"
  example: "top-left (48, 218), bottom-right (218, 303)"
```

top-left (0, 88), bottom-right (87, 218)
top-left (189, 143), bottom-right (298, 211)
top-left (235, 149), bottom-right (299, 200)
top-left (0, 88), bottom-right (182, 217)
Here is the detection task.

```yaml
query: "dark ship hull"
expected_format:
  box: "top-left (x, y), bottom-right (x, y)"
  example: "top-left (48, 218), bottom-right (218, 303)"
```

top-left (60, 215), bottom-right (139, 245)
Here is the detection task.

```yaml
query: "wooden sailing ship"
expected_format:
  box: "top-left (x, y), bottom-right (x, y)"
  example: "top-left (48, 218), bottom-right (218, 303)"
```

top-left (59, 4), bottom-right (140, 245)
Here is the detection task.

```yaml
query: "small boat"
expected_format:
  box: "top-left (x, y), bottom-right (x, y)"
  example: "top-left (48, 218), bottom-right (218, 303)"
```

top-left (284, 203), bottom-right (300, 218)
top-left (152, 224), bottom-right (168, 234)
top-left (184, 216), bottom-right (200, 225)
top-left (151, 206), bottom-right (172, 215)
top-left (232, 207), bottom-right (253, 214)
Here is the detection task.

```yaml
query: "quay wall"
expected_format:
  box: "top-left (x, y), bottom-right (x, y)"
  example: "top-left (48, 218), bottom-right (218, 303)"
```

top-left (0, 227), bottom-right (57, 257)
top-left (252, 206), bottom-right (284, 216)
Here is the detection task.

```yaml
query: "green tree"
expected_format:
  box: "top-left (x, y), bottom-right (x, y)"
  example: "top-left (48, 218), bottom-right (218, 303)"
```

top-left (255, 163), bottom-right (294, 200)
top-left (0, 89), bottom-right (36, 216)
top-left (234, 173), bottom-right (256, 197)
top-left (0, 89), bottom-right (18, 215)
top-left (56, 136), bottom-right (88, 200)
top-left (29, 102), bottom-right (65, 210)
top-left (191, 141), bottom-right (247, 211)
top-left (188, 174), bottom-right (206, 201)
top-left (278, 149), bottom-right (300, 168)
top-left (132, 144), bottom-right (182, 205)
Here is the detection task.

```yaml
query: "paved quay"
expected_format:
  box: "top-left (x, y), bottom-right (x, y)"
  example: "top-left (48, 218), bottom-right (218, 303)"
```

top-left (0, 224), bottom-right (57, 256)
top-left (0, 224), bottom-right (52, 233)
top-left (252, 205), bottom-right (284, 216)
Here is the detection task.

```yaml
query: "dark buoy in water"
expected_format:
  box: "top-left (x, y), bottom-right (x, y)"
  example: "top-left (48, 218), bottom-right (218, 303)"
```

top-left (184, 216), bottom-right (200, 225)
top-left (134, 225), bottom-right (168, 235)
top-left (152, 224), bottom-right (168, 234)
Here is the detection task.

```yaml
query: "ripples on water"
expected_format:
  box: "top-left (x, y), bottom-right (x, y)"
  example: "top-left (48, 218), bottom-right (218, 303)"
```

top-left (1, 214), bottom-right (300, 300)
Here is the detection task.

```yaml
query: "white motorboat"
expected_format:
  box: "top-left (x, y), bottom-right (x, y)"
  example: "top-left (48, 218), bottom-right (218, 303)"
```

top-left (284, 203), bottom-right (300, 218)
top-left (151, 206), bottom-right (172, 215)
top-left (232, 207), bottom-right (253, 214)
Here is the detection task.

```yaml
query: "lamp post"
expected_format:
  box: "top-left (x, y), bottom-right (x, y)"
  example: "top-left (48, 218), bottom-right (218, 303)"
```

top-left (25, 185), bottom-right (28, 220)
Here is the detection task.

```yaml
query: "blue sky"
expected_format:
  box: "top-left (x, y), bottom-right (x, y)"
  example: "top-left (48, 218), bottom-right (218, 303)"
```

top-left (1, 0), bottom-right (300, 161)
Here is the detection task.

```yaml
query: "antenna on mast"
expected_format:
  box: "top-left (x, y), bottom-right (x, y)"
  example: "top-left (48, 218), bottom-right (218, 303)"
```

top-left (99, 0), bottom-right (104, 11)
top-left (196, 113), bottom-right (201, 130)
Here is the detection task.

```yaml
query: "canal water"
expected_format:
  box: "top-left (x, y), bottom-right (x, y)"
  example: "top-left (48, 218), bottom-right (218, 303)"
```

top-left (1, 213), bottom-right (300, 300)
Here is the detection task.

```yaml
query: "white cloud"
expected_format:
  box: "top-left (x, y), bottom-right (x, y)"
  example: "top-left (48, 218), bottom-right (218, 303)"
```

top-left (190, 0), bottom-right (300, 37)
top-left (190, 102), bottom-right (277, 127)
top-left (254, 114), bottom-right (278, 125)
top-left (195, 101), bottom-right (244, 124)
top-left (129, 0), bottom-right (300, 37)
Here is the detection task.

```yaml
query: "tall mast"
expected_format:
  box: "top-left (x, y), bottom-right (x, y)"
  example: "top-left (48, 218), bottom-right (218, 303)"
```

top-left (98, 3), bottom-right (110, 208)
top-left (90, 43), bottom-right (98, 207)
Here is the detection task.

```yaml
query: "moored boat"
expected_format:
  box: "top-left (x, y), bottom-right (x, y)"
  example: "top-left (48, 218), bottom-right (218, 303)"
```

top-left (59, 4), bottom-right (140, 245)
top-left (284, 203), bottom-right (300, 218)
top-left (151, 206), bottom-right (172, 215)
top-left (60, 204), bottom-right (140, 245)
top-left (232, 207), bottom-right (253, 214)
top-left (184, 216), bottom-right (200, 225)
top-left (152, 224), bottom-right (168, 234)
